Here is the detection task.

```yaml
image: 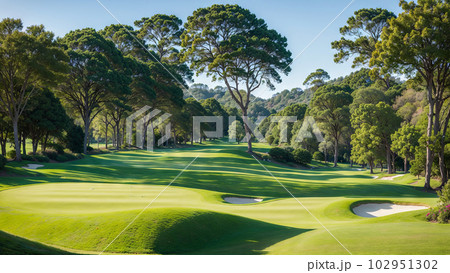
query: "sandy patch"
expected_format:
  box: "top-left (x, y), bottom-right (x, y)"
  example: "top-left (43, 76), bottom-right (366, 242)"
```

top-left (22, 164), bottom-right (44, 170)
top-left (372, 176), bottom-right (379, 179)
top-left (353, 203), bottom-right (428, 218)
top-left (224, 196), bottom-right (263, 204)
top-left (380, 174), bottom-right (405, 180)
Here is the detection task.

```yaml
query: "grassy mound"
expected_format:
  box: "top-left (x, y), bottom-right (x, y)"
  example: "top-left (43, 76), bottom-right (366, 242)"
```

top-left (0, 230), bottom-right (69, 254)
top-left (0, 207), bottom-right (304, 254)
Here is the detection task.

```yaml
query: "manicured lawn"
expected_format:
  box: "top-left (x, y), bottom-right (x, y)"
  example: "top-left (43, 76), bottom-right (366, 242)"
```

top-left (0, 141), bottom-right (448, 254)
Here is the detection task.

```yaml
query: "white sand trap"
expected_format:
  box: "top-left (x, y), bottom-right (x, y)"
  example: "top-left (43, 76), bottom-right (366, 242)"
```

top-left (353, 203), bottom-right (428, 218)
top-left (380, 174), bottom-right (405, 180)
top-left (224, 197), bottom-right (263, 204)
top-left (372, 176), bottom-right (379, 179)
top-left (22, 164), bottom-right (44, 170)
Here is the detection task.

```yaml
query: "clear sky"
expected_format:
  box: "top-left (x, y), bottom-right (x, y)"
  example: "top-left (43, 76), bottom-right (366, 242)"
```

top-left (0, 0), bottom-right (403, 98)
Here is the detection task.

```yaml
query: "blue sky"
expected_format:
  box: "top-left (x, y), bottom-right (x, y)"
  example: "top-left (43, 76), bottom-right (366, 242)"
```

top-left (0, 0), bottom-right (403, 98)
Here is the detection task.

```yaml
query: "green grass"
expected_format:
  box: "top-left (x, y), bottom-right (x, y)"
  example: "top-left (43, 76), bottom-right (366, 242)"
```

top-left (0, 140), bottom-right (448, 254)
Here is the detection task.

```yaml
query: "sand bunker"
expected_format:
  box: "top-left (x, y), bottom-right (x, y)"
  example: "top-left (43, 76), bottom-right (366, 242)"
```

top-left (380, 174), bottom-right (405, 180)
top-left (22, 164), bottom-right (44, 170)
top-left (353, 203), bottom-right (428, 218)
top-left (224, 197), bottom-right (263, 204)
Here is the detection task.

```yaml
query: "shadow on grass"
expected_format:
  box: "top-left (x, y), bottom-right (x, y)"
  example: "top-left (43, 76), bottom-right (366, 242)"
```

top-left (0, 230), bottom-right (70, 255)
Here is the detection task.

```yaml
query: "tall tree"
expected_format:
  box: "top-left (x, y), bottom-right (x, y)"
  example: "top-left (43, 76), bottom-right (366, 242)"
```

top-left (351, 123), bottom-right (382, 174)
top-left (22, 89), bottom-right (70, 154)
top-left (371, 0), bottom-right (450, 188)
top-left (303, 69), bottom-right (330, 88)
top-left (58, 28), bottom-right (131, 153)
top-left (0, 18), bottom-right (68, 160)
top-left (182, 4), bottom-right (292, 152)
top-left (309, 85), bottom-right (353, 167)
top-left (391, 124), bottom-right (421, 173)
top-left (332, 8), bottom-right (396, 88)
top-left (351, 102), bottom-right (402, 174)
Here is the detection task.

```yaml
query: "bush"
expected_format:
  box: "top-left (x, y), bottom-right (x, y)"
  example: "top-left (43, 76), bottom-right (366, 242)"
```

top-left (55, 154), bottom-right (69, 162)
top-left (7, 149), bottom-right (16, 159)
top-left (426, 183), bottom-right (450, 223)
top-left (43, 150), bottom-right (58, 160)
top-left (21, 154), bottom-right (34, 161)
top-left (293, 148), bottom-right (312, 165)
top-left (268, 147), bottom-right (292, 163)
top-left (33, 155), bottom-right (49, 163)
top-left (0, 154), bottom-right (6, 169)
top-left (65, 125), bottom-right (84, 153)
top-left (87, 146), bottom-right (94, 152)
top-left (313, 151), bottom-right (325, 161)
top-left (48, 143), bottom-right (65, 154)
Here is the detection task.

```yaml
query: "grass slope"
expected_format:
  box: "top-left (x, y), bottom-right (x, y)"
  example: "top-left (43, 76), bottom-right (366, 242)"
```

top-left (0, 140), bottom-right (447, 254)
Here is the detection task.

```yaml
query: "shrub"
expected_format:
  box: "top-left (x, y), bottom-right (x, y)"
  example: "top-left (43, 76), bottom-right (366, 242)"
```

top-left (426, 183), bottom-right (450, 223)
top-left (268, 147), bottom-right (292, 163)
top-left (293, 148), bottom-right (312, 165)
top-left (21, 154), bottom-right (34, 161)
top-left (266, 135), bottom-right (275, 145)
top-left (48, 143), bottom-right (65, 154)
top-left (313, 151), bottom-right (325, 161)
top-left (0, 154), bottom-right (6, 169)
top-left (55, 154), bottom-right (69, 162)
top-left (7, 150), bottom-right (16, 159)
top-left (65, 125), bottom-right (84, 153)
top-left (43, 150), bottom-right (58, 160)
top-left (87, 146), bottom-right (94, 152)
top-left (33, 155), bottom-right (49, 163)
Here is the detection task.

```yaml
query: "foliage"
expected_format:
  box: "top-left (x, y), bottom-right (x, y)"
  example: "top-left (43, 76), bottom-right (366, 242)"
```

top-left (303, 69), bottom-right (330, 87)
top-left (268, 147), bottom-right (293, 163)
top-left (332, 8), bottom-right (396, 68)
top-left (0, 18), bottom-right (68, 161)
top-left (391, 124), bottom-right (421, 164)
top-left (0, 154), bottom-right (6, 169)
top-left (182, 4), bottom-right (292, 151)
top-left (7, 150), bottom-right (16, 160)
top-left (309, 84), bottom-right (352, 166)
top-left (64, 125), bottom-right (84, 154)
top-left (426, 183), bottom-right (450, 223)
top-left (292, 148), bottom-right (312, 165)
top-left (313, 151), bottom-right (325, 161)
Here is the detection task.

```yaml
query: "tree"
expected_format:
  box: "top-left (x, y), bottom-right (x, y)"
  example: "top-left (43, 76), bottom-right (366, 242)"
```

top-left (351, 102), bottom-right (402, 174)
top-left (303, 69), bottom-right (330, 88)
top-left (350, 87), bottom-right (387, 112)
top-left (228, 120), bottom-right (245, 144)
top-left (371, 0), bottom-right (450, 188)
top-left (309, 85), bottom-right (353, 167)
top-left (0, 18), bottom-right (68, 161)
top-left (332, 8), bottom-right (396, 88)
top-left (135, 15), bottom-right (192, 81)
top-left (22, 89), bottom-right (70, 154)
top-left (58, 28), bottom-right (131, 153)
top-left (182, 4), bottom-right (292, 152)
top-left (392, 124), bottom-right (421, 173)
top-left (183, 98), bottom-right (208, 144)
top-left (351, 123), bottom-right (382, 174)
top-left (0, 112), bottom-right (11, 156)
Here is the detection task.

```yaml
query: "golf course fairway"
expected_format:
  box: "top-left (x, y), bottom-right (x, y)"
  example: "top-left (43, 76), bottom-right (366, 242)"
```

top-left (0, 141), bottom-right (448, 254)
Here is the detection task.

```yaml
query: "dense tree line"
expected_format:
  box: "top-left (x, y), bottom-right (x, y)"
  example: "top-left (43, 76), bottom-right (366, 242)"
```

top-left (0, 1), bottom-right (448, 190)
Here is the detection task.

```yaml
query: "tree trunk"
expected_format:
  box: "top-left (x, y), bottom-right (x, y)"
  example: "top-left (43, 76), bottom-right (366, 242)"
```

top-left (333, 138), bottom-right (338, 167)
top-left (380, 162), bottom-right (383, 172)
top-left (22, 134), bottom-right (26, 156)
top-left (424, 84), bottom-right (435, 190)
top-left (1, 142), bottom-right (5, 156)
top-left (32, 138), bottom-right (38, 155)
top-left (438, 150), bottom-right (448, 188)
top-left (191, 132), bottom-right (193, 145)
top-left (404, 158), bottom-right (408, 174)
top-left (369, 161), bottom-right (374, 174)
top-left (105, 123), bottom-right (108, 149)
top-left (83, 118), bottom-right (90, 154)
top-left (386, 146), bottom-right (393, 174)
top-left (12, 118), bottom-right (21, 161)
